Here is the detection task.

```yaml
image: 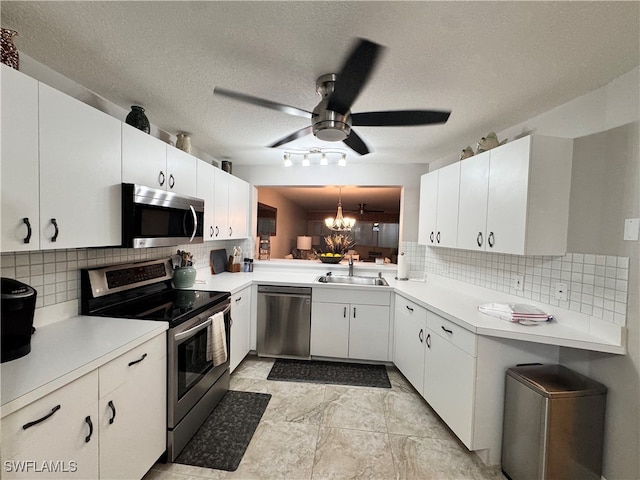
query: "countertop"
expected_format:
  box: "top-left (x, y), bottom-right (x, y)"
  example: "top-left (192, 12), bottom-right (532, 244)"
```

top-left (1, 316), bottom-right (167, 417)
top-left (190, 262), bottom-right (626, 355)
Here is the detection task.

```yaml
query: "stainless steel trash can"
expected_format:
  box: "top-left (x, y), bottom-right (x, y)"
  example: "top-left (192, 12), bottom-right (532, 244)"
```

top-left (502, 364), bottom-right (607, 480)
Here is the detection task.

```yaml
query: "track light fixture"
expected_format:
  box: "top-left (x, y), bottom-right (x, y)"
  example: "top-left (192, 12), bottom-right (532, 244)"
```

top-left (282, 148), bottom-right (347, 167)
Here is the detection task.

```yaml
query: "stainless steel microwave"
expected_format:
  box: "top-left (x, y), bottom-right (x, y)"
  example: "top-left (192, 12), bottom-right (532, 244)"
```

top-left (121, 183), bottom-right (204, 248)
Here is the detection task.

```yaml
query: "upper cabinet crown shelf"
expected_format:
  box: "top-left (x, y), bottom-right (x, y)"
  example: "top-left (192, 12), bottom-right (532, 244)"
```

top-left (1, 65), bottom-right (252, 253)
top-left (419, 135), bottom-right (573, 256)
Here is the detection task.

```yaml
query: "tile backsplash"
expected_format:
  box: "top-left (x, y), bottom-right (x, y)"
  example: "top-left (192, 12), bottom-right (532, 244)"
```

top-left (1, 238), bottom-right (253, 310)
top-left (402, 242), bottom-right (629, 327)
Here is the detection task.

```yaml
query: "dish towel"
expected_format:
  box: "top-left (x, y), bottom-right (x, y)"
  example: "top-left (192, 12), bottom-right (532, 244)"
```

top-left (478, 303), bottom-right (553, 325)
top-left (206, 312), bottom-right (227, 366)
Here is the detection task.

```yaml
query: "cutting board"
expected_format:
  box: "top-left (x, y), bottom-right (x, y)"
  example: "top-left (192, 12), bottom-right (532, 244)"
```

top-left (210, 249), bottom-right (228, 274)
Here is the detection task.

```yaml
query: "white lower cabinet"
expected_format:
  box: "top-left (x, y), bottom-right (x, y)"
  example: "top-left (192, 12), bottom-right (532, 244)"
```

top-left (311, 288), bottom-right (391, 361)
top-left (393, 294), bottom-right (559, 465)
top-left (1, 334), bottom-right (166, 479)
top-left (1, 371), bottom-right (99, 479)
top-left (230, 287), bottom-right (252, 372)
top-left (393, 296), bottom-right (427, 393)
top-left (98, 334), bottom-right (166, 480)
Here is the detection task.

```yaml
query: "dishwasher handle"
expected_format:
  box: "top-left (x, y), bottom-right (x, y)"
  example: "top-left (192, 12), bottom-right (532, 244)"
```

top-left (257, 285), bottom-right (312, 296)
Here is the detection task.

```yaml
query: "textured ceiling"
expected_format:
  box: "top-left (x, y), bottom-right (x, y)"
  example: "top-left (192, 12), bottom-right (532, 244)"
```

top-left (2, 1), bottom-right (638, 169)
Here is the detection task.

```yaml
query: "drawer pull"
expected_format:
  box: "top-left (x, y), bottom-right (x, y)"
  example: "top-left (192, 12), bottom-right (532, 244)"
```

top-left (441, 326), bottom-right (453, 335)
top-left (23, 404), bottom-right (61, 430)
top-left (405, 305), bottom-right (414, 312)
top-left (85, 416), bottom-right (93, 442)
top-left (418, 328), bottom-right (424, 343)
top-left (128, 352), bottom-right (147, 367)
top-left (108, 400), bottom-right (116, 425)
top-left (426, 333), bottom-right (431, 348)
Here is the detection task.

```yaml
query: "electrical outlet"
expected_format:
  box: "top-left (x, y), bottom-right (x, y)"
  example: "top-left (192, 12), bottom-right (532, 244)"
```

top-left (512, 275), bottom-right (524, 291)
top-left (555, 282), bottom-right (568, 301)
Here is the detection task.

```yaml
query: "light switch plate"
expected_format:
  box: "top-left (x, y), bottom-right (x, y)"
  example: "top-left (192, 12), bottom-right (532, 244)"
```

top-left (624, 218), bottom-right (639, 241)
top-left (554, 282), bottom-right (568, 301)
top-left (512, 275), bottom-right (524, 291)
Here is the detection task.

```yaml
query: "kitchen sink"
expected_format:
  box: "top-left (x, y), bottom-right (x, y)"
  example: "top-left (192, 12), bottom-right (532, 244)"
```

top-left (315, 275), bottom-right (389, 286)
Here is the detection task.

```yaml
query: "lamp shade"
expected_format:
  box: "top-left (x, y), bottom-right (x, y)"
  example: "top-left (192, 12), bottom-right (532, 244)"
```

top-left (297, 236), bottom-right (312, 250)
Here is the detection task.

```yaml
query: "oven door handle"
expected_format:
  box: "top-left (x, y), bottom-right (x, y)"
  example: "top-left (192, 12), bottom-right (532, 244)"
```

top-left (173, 304), bottom-right (231, 341)
top-left (174, 318), bottom-right (211, 341)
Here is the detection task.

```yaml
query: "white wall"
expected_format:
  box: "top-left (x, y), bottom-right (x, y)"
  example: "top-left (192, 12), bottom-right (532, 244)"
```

top-left (257, 188), bottom-right (307, 258)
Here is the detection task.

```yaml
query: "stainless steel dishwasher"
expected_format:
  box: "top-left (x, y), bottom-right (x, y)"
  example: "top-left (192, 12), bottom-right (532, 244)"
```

top-left (257, 285), bottom-right (311, 359)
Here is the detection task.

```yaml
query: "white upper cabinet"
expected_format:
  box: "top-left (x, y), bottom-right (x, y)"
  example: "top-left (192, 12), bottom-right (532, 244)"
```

top-left (122, 124), bottom-right (197, 197)
top-left (196, 160), bottom-right (216, 241)
top-left (39, 83), bottom-right (122, 249)
top-left (457, 135), bottom-right (573, 255)
top-left (418, 162), bottom-right (460, 248)
top-left (1, 65), bottom-right (40, 252)
top-left (457, 151), bottom-right (490, 250)
top-left (165, 146), bottom-right (197, 197)
top-left (227, 174), bottom-right (250, 239)
top-left (213, 168), bottom-right (229, 239)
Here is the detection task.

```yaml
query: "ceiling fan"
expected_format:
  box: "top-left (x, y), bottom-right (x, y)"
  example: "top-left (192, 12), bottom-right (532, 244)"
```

top-left (213, 38), bottom-right (451, 155)
top-left (345, 203), bottom-right (385, 215)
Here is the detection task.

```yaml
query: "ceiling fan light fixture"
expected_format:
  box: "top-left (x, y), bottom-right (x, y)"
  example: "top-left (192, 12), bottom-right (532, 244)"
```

top-left (283, 153), bottom-right (292, 167)
top-left (320, 154), bottom-right (328, 166)
top-left (338, 154), bottom-right (347, 167)
top-left (302, 154), bottom-right (310, 167)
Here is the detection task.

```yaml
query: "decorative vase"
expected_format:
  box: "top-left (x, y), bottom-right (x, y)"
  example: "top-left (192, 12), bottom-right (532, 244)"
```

top-left (172, 266), bottom-right (197, 288)
top-left (221, 160), bottom-right (232, 174)
top-left (1, 28), bottom-right (19, 70)
top-left (176, 133), bottom-right (192, 154)
top-left (125, 105), bottom-right (150, 134)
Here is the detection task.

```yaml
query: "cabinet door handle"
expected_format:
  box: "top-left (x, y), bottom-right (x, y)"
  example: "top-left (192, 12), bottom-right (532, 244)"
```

top-left (436, 231), bottom-right (441, 244)
top-left (210, 226), bottom-right (214, 238)
top-left (22, 404), bottom-right (61, 430)
top-left (235, 296), bottom-right (242, 303)
top-left (426, 333), bottom-right (431, 349)
top-left (159, 171), bottom-right (165, 186)
top-left (353, 307), bottom-right (356, 318)
top-left (108, 400), bottom-right (116, 425)
top-left (343, 306), bottom-right (347, 318)
top-left (128, 352), bottom-right (147, 367)
top-left (488, 231), bottom-right (495, 248)
top-left (476, 231), bottom-right (483, 247)
top-left (50, 218), bottom-right (59, 242)
top-left (229, 226), bottom-right (233, 237)
top-left (85, 416), bottom-right (93, 443)
top-left (406, 305), bottom-right (414, 312)
top-left (215, 226), bottom-right (219, 237)
top-left (429, 231), bottom-right (434, 243)
top-left (169, 174), bottom-right (175, 189)
top-left (441, 326), bottom-right (453, 335)
top-left (418, 328), bottom-right (424, 343)
top-left (23, 217), bottom-right (32, 244)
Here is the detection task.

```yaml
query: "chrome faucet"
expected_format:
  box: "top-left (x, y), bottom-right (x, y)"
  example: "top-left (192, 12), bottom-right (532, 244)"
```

top-left (348, 255), bottom-right (354, 276)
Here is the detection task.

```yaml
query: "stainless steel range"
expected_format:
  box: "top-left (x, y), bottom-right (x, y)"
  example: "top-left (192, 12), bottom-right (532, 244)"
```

top-left (81, 258), bottom-right (231, 461)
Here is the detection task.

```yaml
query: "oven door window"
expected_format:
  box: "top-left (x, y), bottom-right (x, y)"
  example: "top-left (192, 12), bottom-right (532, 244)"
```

top-left (177, 325), bottom-right (213, 400)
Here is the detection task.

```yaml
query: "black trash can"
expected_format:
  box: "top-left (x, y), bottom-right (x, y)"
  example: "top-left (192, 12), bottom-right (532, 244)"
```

top-left (502, 364), bottom-right (607, 480)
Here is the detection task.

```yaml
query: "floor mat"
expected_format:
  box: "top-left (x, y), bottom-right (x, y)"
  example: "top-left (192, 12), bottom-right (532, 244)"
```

top-left (174, 390), bottom-right (271, 471)
top-left (267, 358), bottom-right (391, 388)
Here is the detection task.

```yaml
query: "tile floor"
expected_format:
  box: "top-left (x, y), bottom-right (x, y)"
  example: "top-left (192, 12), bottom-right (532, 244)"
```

top-left (144, 356), bottom-right (506, 480)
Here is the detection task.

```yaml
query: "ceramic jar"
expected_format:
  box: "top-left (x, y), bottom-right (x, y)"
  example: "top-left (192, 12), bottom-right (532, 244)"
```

top-left (125, 105), bottom-right (150, 134)
top-left (1, 28), bottom-right (19, 70)
top-left (176, 133), bottom-right (192, 154)
top-left (172, 266), bottom-right (197, 288)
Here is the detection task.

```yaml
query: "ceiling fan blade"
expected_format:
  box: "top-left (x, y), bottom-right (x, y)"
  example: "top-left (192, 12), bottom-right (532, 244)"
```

top-left (343, 129), bottom-right (370, 155)
top-left (327, 38), bottom-right (383, 115)
top-left (269, 126), bottom-right (313, 148)
top-left (351, 110), bottom-right (451, 126)
top-left (214, 87), bottom-right (312, 119)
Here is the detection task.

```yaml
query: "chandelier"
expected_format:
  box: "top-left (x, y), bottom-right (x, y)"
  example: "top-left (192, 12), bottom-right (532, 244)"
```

top-left (325, 187), bottom-right (355, 231)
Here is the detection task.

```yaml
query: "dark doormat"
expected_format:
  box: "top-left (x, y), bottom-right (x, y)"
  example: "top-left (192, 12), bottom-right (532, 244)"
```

top-left (267, 358), bottom-right (391, 388)
top-left (174, 390), bottom-right (271, 471)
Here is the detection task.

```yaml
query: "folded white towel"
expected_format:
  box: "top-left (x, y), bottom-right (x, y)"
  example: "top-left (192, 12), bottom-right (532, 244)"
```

top-left (206, 312), bottom-right (227, 366)
top-left (478, 303), bottom-right (552, 325)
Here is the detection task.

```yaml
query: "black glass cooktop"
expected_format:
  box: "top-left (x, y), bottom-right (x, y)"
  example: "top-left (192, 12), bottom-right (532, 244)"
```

top-left (94, 288), bottom-right (229, 326)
